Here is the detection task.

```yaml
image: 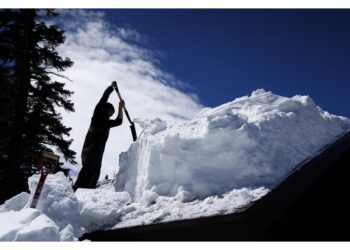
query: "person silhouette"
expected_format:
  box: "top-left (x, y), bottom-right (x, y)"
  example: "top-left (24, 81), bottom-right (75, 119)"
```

top-left (73, 82), bottom-right (124, 191)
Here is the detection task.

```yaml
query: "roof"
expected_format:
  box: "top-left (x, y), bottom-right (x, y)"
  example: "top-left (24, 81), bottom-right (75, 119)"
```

top-left (81, 131), bottom-right (350, 241)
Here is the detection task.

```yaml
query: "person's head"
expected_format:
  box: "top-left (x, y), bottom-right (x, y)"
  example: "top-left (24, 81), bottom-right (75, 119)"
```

top-left (105, 102), bottom-right (115, 118)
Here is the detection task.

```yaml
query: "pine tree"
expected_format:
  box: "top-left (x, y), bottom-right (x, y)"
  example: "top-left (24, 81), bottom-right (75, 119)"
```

top-left (0, 9), bottom-right (76, 203)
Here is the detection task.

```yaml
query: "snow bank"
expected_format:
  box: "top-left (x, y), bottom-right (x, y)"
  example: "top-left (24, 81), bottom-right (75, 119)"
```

top-left (0, 172), bottom-right (84, 241)
top-left (115, 89), bottom-right (350, 201)
top-left (76, 188), bottom-right (131, 232)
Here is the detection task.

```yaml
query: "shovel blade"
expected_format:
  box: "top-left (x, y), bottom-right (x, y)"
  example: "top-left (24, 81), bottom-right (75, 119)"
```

top-left (130, 123), bottom-right (137, 141)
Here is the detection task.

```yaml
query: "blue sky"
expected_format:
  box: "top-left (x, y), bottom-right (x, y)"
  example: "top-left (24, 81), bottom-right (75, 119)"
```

top-left (102, 9), bottom-right (350, 118)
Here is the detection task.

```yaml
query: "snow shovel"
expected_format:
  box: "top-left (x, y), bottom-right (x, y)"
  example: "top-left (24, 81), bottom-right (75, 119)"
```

top-left (112, 81), bottom-right (137, 142)
top-left (30, 151), bottom-right (59, 208)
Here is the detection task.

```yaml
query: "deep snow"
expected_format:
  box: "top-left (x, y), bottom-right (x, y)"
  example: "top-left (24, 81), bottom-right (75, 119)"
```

top-left (1, 89), bottom-right (350, 241)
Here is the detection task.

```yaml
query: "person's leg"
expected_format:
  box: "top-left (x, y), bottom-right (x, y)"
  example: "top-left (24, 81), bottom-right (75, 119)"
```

top-left (86, 167), bottom-right (101, 189)
top-left (73, 152), bottom-right (103, 191)
top-left (73, 155), bottom-right (94, 191)
top-left (73, 163), bottom-right (94, 191)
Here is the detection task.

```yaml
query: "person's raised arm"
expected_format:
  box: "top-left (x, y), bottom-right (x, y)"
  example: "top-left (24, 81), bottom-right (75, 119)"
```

top-left (97, 82), bottom-right (114, 106)
top-left (108, 99), bottom-right (125, 128)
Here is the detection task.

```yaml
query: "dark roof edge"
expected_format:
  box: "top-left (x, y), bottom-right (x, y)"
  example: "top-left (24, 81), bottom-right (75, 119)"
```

top-left (243, 131), bottom-right (350, 237)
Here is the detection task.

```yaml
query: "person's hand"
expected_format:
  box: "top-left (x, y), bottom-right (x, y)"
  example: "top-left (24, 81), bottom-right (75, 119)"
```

top-left (119, 99), bottom-right (125, 109)
top-left (111, 81), bottom-right (117, 88)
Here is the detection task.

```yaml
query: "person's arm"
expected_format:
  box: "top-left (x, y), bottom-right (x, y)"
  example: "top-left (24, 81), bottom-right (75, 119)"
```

top-left (97, 85), bottom-right (114, 106)
top-left (93, 83), bottom-right (114, 118)
top-left (108, 99), bottom-right (125, 128)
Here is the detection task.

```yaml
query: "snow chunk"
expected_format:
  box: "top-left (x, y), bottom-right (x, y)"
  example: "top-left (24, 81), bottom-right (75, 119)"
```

top-left (28, 172), bottom-right (84, 238)
top-left (0, 192), bottom-right (29, 212)
top-left (13, 213), bottom-right (60, 241)
top-left (175, 186), bottom-right (195, 202)
top-left (59, 224), bottom-right (76, 241)
top-left (75, 188), bottom-right (131, 232)
top-left (116, 90), bottom-right (350, 201)
top-left (142, 187), bottom-right (159, 206)
top-left (0, 208), bottom-right (59, 241)
top-left (134, 117), bottom-right (167, 136)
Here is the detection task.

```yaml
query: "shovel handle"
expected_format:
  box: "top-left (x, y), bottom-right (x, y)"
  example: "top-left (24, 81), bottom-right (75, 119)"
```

top-left (112, 83), bottom-right (133, 125)
top-left (112, 81), bottom-right (123, 101)
top-left (112, 82), bottom-right (137, 141)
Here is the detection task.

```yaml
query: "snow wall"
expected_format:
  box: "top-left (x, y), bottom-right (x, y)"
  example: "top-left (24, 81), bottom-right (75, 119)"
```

top-left (115, 89), bottom-right (350, 202)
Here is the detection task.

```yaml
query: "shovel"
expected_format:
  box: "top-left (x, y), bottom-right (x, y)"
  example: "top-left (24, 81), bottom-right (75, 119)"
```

top-left (112, 81), bottom-right (137, 142)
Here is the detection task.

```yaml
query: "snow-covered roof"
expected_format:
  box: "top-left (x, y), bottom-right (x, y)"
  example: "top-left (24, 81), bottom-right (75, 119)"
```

top-left (81, 131), bottom-right (350, 240)
top-left (1, 89), bottom-right (350, 241)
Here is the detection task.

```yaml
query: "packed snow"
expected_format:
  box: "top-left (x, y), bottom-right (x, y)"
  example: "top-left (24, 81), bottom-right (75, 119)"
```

top-left (115, 89), bottom-right (350, 201)
top-left (1, 89), bottom-right (350, 241)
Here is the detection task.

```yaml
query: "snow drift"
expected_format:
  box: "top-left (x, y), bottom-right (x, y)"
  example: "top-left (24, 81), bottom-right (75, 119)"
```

top-left (115, 89), bottom-right (350, 201)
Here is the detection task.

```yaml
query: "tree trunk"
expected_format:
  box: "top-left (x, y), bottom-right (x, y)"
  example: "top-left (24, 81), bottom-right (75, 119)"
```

top-left (1, 10), bottom-right (35, 204)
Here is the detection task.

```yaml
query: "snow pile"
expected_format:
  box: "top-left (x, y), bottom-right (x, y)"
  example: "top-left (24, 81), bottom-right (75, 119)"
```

top-left (27, 172), bottom-right (84, 237)
top-left (116, 89), bottom-right (350, 201)
top-left (75, 188), bottom-right (131, 232)
top-left (0, 172), bottom-right (84, 241)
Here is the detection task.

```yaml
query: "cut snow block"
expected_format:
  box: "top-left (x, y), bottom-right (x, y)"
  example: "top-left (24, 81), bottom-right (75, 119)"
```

top-left (115, 89), bottom-right (350, 201)
top-left (0, 192), bottom-right (29, 212)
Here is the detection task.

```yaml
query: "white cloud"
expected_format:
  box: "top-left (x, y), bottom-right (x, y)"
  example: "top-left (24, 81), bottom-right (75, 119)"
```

top-left (54, 10), bottom-right (204, 180)
top-left (116, 27), bottom-right (149, 44)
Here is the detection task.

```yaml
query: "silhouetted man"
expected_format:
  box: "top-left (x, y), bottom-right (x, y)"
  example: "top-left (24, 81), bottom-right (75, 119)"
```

top-left (73, 82), bottom-right (124, 191)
